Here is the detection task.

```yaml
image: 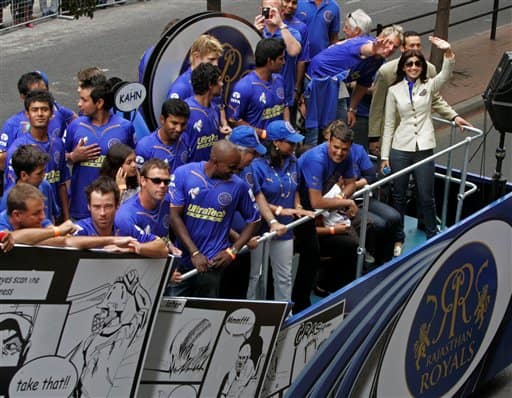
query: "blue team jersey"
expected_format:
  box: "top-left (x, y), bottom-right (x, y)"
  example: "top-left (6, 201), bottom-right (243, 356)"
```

top-left (135, 129), bottom-right (180, 170)
top-left (4, 133), bottom-right (69, 206)
top-left (227, 71), bottom-right (286, 130)
top-left (296, 0), bottom-right (341, 57)
top-left (350, 143), bottom-right (375, 180)
top-left (308, 35), bottom-right (382, 87)
top-left (0, 102), bottom-right (74, 151)
top-left (74, 217), bottom-right (114, 236)
top-left (138, 45), bottom-right (154, 84)
top-left (115, 193), bottom-right (169, 243)
top-left (170, 161), bottom-right (260, 270)
top-left (0, 180), bottom-right (60, 222)
top-left (167, 68), bottom-right (193, 100)
top-left (65, 115), bottom-right (135, 219)
top-left (0, 210), bottom-right (52, 231)
top-left (174, 97), bottom-right (220, 169)
top-left (298, 142), bottom-right (355, 208)
top-left (242, 156), bottom-right (299, 240)
top-left (262, 26), bottom-right (302, 107)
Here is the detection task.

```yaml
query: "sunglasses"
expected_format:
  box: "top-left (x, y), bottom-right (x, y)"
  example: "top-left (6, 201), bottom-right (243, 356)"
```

top-left (405, 60), bottom-right (422, 68)
top-left (145, 177), bottom-right (171, 186)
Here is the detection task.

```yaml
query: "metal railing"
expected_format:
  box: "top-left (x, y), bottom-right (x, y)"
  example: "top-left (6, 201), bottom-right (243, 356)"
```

top-left (181, 119), bottom-right (484, 285)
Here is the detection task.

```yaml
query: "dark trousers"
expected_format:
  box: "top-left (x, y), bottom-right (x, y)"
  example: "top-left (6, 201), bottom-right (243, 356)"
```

top-left (390, 148), bottom-right (438, 239)
top-left (292, 219), bottom-right (320, 313)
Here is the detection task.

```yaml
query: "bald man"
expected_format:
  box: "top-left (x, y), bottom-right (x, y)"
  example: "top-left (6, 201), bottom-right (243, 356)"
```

top-left (169, 140), bottom-right (261, 297)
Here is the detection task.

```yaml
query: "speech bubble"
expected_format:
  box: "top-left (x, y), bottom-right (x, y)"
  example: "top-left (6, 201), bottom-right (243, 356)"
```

top-left (114, 82), bottom-right (146, 112)
top-left (224, 308), bottom-right (255, 336)
top-left (9, 356), bottom-right (78, 398)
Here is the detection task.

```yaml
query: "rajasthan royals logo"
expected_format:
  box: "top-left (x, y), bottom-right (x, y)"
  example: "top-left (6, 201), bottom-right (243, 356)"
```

top-left (405, 242), bottom-right (497, 397)
top-left (323, 10), bottom-right (334, 23)
top-left (245, 172), bottom-right (254, 187)
top-left (107, 138), bottom-right (121, 149)
top-left (276, 87), bottom-right (285, 100)
top-left (53, 150), bottom-right (61, 164)
top-left (218, 192), bottom-right (232, 206)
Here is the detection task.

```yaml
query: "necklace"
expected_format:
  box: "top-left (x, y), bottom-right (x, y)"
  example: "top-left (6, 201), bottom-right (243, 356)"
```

top-left (269, 161), bottom-right (292, 199)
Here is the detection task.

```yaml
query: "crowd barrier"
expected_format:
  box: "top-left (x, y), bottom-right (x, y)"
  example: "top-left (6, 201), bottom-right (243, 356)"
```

top-left (0, 0), bottom-right (141, 32)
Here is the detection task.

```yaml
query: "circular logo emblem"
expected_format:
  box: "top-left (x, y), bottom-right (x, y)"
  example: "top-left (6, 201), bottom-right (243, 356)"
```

top-left (53, 150), bottom-right (60, 164)
top-left (245, 172), bottom-right (254, 187)
top-left (162, 214), bottom-right (170, 230)
top-left (324, 10), bottom-right (334, 23)
top-left (107, 138), bottom-right (121, 149)
top-left (218, 192), bottom-right (232, 206)
top-left (405, 242), bottom-right (497, 396)
top-left (276, 87), bottom-right (285, 100)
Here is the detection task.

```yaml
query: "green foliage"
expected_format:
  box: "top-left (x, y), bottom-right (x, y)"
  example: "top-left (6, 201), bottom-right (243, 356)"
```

top-left (61, 0), bottom-right (98, 19)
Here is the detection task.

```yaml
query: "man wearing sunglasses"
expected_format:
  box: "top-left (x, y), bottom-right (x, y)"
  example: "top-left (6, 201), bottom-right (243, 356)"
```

top-left (115, 158), bottom-right (176, 253)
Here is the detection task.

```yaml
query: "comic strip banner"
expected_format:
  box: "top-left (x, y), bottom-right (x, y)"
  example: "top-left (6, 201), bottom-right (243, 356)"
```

top-left (0, 246), bottom-right (171, 398)
top-left (139, 298), bottom-right (288, 398)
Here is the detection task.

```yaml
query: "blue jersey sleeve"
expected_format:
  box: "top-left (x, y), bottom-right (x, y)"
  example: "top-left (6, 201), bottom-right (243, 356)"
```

top-left (169, 166), bottom-right (187, 207)
top-left (0, 115), bottom-right (22, 152)
top-left (301, 155), bottom-right (324, 191)
top-left (236, 181), bottom-right (260, 224)
top-left (114, 209), bottom-right (158, 243)
top-left (227, 79), bottom-right (251, 123)
top-left (135, 135), bottom-right (152, 167)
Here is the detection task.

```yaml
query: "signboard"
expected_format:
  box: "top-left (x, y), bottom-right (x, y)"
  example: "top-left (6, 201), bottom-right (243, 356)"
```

top-left (142, 12), bottom-right (262, 130)
top-left (0, 246), bottom-right (171, 398)
top-left (139, 297), bottom-right (287, 398)
top-left (114, 82), bottom-right (147, 113)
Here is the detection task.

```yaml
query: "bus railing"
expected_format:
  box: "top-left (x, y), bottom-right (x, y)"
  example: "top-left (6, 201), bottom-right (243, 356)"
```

top-left (181, 119), bottom-right (484, 284)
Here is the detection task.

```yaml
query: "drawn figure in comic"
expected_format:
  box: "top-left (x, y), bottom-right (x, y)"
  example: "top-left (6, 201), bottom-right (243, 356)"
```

top-left (69, 269), bottom-right (151, 398)
top-left (218, 340), bottom-right (255, 398)
top-left (169, 318), bottom-right (212, 376)
top-left (0, 312), bottom-right (33, 397)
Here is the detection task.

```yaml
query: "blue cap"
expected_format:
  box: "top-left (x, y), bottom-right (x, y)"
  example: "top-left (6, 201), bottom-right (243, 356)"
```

top-left (34, 70), bottom-right (49, 86)
top-left (228, 126), bottom-right (267, 155)
top-left (266, 120), bottom-right (304, 143)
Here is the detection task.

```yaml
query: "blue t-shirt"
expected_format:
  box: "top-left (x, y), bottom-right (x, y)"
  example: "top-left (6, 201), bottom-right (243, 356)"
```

top-left (242, 156), bottom-right (299, 240)
top-left (308, 35), bottom-right (382, 87)
top-left (170, 161), bottom-right (260, 270)
top-left (135, 129), bottom-right (180, 170)
top-left (74, 217), bottom-right (115, 236)
top-left (4, 133), bottom-right (69, 207)
top-left (0, 102), bottom-right (74, 152)
top-left (296, 0), bottom-right (341, 58)
top-left (115, 193), bottom-right (169, 243)
top-left (138, 45), bottom-right (154, 84)
top-left (174, 97), bottom-right (220, 169)
top-left (227, 71), bottom-right (286, 130)
top-left (350, 143), bottom-right (375, 183)
top-left (0, 180), bottom-right (60, 222)
top-left (0, 210), bottom-right (52, 231)
top-left (65, 114), bottom-right (135, 219)
top-left (263, 26), bottom-right (303, 107)
top-left (298, 142), bottom-right (355, 209)
top-left (167, 68), bottom-right (193, 100)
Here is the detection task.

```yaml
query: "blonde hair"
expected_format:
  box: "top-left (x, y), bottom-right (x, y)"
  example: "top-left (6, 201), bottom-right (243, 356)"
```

top-left (345, 9), bottom-right (373, 35)
top-left (189, 34), bottom-right (223, 64)
top-left (380, 24), bottom-right (404, 44)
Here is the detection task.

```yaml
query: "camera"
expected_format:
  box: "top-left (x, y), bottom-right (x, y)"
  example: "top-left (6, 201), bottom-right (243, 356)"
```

top-left (262, 7), bottom-right (270, 19)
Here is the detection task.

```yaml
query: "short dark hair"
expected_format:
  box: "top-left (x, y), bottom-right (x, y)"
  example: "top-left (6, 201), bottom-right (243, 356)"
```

top-left (140, 158), bottom-right (170, 177)
top-left (24, 90), bottom-right (55, 112)
top-left (325, 119), bottom-right (354, 143)
top-left (17, 72), bottom-right (45, 96)
top-left (85, 176), bottom-right (120, 206)
top-left (80, 76), bottom-right (113, 110)
top-left (395, 49), bottom-right (428, 84)
top-left (161, 98), bottom-right (190, 119)
top-left (191, 63), bottom-right (221, 95)
top-left (7, 183), bottom-right (44, 215)
top-left (12, 145), bottom-right (50, 180)
top-left (255, 38), bottom-right (286, 67)
top-left (403, 30), bottom-right (421, 42)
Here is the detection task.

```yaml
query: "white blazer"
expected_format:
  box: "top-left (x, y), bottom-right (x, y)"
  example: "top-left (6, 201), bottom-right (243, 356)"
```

top-left (381, 57), bottom-right (455, 159)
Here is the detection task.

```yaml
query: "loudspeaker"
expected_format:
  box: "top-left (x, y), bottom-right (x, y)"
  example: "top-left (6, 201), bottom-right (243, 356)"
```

top-left (483, 51), bottom-right (512, 133)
